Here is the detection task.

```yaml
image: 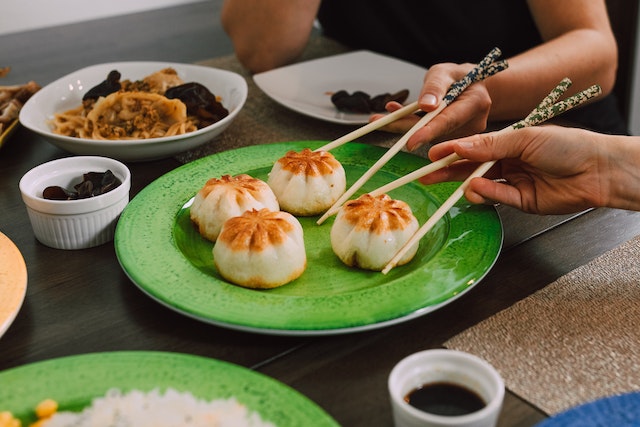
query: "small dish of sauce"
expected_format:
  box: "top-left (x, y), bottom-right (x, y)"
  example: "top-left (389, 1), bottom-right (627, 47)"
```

top-left (405, 381), bottom-right (486, 416)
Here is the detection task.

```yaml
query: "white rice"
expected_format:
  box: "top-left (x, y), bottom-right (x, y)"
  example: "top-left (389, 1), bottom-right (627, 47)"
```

top-left (42, 388), bottom-right (276, 427)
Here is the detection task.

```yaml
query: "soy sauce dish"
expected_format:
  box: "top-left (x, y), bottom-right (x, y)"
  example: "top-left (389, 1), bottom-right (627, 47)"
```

top-left (19, 156), bottom-right (131, 250)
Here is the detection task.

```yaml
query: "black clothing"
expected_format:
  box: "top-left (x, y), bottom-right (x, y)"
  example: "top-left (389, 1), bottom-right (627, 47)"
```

top-left (317, 0), bottom-right (628, 134)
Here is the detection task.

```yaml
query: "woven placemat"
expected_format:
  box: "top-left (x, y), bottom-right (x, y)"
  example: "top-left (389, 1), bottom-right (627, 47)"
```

top-left (445, 234), bottom-right (640, 415)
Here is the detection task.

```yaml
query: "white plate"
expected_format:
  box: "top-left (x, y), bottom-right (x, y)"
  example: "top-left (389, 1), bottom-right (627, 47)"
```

top-left (253, 50), bottom-right (426, 125)
top-left (19, 62), bottom-right (248, 162)
top-left (0, 232), bottom-right (27, 339)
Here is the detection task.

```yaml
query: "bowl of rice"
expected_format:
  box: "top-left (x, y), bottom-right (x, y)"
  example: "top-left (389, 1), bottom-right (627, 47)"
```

top-left (19, 62), bottom-right (248, 162)
top-left (0, 351), bottom-right (340, 427)
top-left (28, 388), bottom-right (277, 427)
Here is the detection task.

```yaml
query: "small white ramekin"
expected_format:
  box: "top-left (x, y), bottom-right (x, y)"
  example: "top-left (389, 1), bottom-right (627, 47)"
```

top-left (19, 156), bottom-right (131, 250)
top-left (388, 349), bottom-right (504, 427)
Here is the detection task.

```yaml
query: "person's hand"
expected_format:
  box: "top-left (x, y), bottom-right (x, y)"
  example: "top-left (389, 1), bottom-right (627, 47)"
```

top-left (419, 126), bottom-right (611, 215)
top-left (369, 62), bottom-right (492, 151)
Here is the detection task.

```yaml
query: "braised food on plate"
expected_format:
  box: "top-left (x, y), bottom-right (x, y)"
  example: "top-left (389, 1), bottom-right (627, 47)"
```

top-left (50, 68), bottom-right (229, 140)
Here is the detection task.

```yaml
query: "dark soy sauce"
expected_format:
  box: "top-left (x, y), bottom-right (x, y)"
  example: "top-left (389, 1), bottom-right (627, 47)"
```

top-left (405, 382), bottom-right (486, 416)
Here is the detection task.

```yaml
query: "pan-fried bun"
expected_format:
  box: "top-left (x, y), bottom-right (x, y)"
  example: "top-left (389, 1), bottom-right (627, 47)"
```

top-left (268, 148), bottom-right (346, 216)
top-left (190, 174), bottom-right (279, 242)
top-left (331, 193), bottom-right (419, 271)
top-left (213, 208), bottom-right (306, 289)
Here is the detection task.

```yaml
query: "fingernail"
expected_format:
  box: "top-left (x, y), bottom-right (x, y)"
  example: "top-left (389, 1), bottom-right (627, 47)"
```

top-left (420, 94), bottom-right (438, 106)
top-left (457, 141), bottom-right (474, 150)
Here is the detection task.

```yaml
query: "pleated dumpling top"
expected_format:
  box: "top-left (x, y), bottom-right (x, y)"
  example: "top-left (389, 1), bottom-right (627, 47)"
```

top-left (213, 208), bottom-right (306, 289)
top-left (331, 193), bottom-right (419, 271)
top-left (268, 148), bottom-right (346, 216)
top-left (190, 174), bottom-right (279, 242)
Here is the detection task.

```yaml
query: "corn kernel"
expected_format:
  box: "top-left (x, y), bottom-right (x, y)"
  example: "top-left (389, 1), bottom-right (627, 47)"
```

top-left (0, 411), bottom-right (21, 427)
top-left (34, 400), bottom-right (57, 419)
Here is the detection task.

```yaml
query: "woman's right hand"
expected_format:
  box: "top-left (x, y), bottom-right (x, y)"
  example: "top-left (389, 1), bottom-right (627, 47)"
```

top-left (420, 125), bottom-right (624, 215)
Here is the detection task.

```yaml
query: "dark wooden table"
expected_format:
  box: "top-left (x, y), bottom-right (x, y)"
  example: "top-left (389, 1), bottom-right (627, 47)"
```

top-left (3, 3), bottom-right (640, 426)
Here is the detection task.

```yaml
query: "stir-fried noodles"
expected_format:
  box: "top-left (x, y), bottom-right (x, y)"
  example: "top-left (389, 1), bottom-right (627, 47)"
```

top-left (50, 68), bottom-right (227, 140)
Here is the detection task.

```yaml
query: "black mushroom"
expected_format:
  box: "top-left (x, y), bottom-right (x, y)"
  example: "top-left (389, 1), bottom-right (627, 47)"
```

top-left (331, 89), bottom-right (410, 114)
top-left (43, 170), bottom-right (122, 200)
top-left (331, 90), bottom-right (371, 114)
top-left (164, 82), bottom-right (229, 128)
top-left (82, 70), bottom-right (122, 101)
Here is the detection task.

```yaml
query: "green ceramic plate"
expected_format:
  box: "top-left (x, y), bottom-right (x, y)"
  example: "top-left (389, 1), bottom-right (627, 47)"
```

top-left (0, 351), bottom-right (338, 426)
top-left (115, 141), bottom-right (502, 335)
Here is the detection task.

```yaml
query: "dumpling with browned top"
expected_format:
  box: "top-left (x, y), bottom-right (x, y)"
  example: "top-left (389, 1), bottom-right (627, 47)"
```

top-left (190, 174), bottom-right (279, 242)
top-left (331, 193), bottom-right (419, 271)
top-left (213, 208), bottom-right (306, 289)
top-left (268, 148), bottom-right (346, 216)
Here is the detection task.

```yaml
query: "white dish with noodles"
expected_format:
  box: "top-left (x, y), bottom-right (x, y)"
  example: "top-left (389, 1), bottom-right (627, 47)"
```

top-left (19, 62), bottom-right (248, 162)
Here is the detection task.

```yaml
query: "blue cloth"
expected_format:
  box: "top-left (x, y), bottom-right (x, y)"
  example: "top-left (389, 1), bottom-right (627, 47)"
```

top-left (535, 392), bottom-right (640, 427)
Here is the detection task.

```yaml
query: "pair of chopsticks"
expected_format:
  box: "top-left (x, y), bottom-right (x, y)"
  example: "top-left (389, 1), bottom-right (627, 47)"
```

top-left (369, 78), bottom-right (581, 197)
top-left (379, 78), bottom-right (603, 274)
top-left (316, 47), bottom-right (509, 224)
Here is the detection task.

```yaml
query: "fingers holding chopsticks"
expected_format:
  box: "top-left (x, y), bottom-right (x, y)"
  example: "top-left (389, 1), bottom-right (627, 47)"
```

top-left (418, 125), bottom-right (610, 215)
top-left (410, 77), bottom-right (492, 150)
top-left (369, 62), bottom-right (494, 151)
top-left (317, 48), bottom-right (508, 224)
top-left (380, 81), bottom-right (603, 273)
top-left (422, 131), bottom-right (511, 180)
top-left (418, 131), bottom-right (528, 206)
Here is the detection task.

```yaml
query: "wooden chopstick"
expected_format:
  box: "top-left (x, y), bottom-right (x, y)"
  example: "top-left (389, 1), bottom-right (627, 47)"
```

top-left (369, 78), bottom-right (577, 198)
top-left (317, 102), bottom-right (447, 224)
top-left (380, 82), bottom-right (603, 274)
top-left (368, 152), bottom-right (461, 197)
top-left (316, 47), bottom-right (507, 154)
top-left (316, 48), bottom-right (508, 225)
top-left (315, 101), bottom-right (421, 153)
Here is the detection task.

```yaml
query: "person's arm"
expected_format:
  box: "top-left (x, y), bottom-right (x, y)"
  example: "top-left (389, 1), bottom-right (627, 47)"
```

top-left (390, 0), bottom-right (618, 151)
top-left (484, 0), bottom-right (618, 121)
top-left (420, 126), bottom-right (640, 215)
top-left (221, 0), bottom-right (321, 73)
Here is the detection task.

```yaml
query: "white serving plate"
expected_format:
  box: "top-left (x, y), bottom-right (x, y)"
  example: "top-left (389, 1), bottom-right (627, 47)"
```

top-left (254, 50), bottom-right (426, 125)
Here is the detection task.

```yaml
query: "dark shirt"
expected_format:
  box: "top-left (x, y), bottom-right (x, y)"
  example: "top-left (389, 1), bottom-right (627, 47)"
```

top-left (317, 0), bottom-right (628, 134)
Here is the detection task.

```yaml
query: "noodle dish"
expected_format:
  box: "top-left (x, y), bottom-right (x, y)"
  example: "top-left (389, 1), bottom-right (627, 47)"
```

top-left (18, 62), bottom-right (248, 161)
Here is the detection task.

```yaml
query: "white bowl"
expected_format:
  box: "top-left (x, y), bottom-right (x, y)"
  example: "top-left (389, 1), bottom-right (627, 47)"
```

top-left (19, 62), bottom-right (248, 162)
top-left (388, 349), bottom-right (504, 427)
top-left (19, 156), bottom-right (131, 250)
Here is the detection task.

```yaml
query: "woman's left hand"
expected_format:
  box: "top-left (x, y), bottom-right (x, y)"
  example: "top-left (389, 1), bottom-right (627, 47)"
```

top-left (369, 62), bottom-right (492, 151)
